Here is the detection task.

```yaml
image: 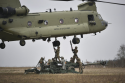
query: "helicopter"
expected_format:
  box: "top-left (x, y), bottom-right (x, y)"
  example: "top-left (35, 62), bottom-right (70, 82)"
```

top-left (0, 0), bottom-right (124, 49)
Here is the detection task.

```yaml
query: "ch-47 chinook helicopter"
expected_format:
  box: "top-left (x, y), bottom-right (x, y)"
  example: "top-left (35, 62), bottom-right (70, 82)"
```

top-left (0, 0), bottom-right (124, 49)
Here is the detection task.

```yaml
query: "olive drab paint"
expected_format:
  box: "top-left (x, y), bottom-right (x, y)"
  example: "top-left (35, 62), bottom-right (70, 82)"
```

top-left (0, 0), bottom-right (108, 49)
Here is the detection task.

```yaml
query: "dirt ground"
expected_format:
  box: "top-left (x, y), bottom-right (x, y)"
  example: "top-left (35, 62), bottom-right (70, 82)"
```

top-left (0, 67), bottom-right (125, 83)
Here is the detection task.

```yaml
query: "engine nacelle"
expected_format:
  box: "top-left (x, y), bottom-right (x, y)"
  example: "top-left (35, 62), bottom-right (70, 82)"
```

top-left (0, 5), bottom-right (29, 17)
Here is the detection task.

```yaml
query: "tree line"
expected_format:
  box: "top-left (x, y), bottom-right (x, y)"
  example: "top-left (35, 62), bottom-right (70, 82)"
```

top-left (107, 44), bottom-right (125, 68)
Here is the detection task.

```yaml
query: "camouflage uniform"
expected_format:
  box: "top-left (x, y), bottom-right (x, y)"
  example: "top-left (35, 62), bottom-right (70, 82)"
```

top-left (70, 57), bottom-right (73, 63)
top-left (55, 46), bottom-right (60, 61)
top-left (77, 58), bottom-right (83, 73)
top-left (72, 46), bottom-right (78, 63)
top-left (48, 59), bottom-right (52, 65)
top-left (39, 57), bottom-right (44, 72)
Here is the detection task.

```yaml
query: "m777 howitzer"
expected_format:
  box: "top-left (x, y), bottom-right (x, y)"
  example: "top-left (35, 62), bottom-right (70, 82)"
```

top-left (24, 60), bottom-right (107, 74)
top-left (40, 61), bottom-right (107, 74)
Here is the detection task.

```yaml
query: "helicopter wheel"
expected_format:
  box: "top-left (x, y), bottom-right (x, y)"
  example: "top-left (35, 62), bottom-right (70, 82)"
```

top-left (72, 38), bottom-right (80, 44)
top-left (20, 39), bottom-right (26, 46)
top-left (0, 43), bottom-right (5, 49)
top-left (53, 41), bottom-right (60, 47)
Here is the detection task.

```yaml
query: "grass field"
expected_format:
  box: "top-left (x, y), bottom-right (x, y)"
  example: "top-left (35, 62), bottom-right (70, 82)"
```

top-left (0, 67), bottom-right (125, 83)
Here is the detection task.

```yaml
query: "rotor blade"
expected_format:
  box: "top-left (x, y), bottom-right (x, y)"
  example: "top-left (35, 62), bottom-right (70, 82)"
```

top-left (51, 0), bottom-right (73, 1)
top-left (96, 0), bottom-right (125, 6)
top-left (82, 0), bottom-right (125, 6)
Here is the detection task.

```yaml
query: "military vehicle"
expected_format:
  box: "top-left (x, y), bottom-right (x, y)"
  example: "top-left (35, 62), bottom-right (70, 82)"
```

top-left (0, 0), bottom-right (124, 49)
top-left (24, 59), bottom-right (106, 74)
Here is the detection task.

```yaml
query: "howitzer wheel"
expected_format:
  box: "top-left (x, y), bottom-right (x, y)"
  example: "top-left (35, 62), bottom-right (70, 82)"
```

top-left (72, 38), bottom-right (80, 44)
top-left (68, 66), bottom-right (75, 70)
top-left (0, 43), bottom-right (5, 49)
top-left (53, 41), bottom-right (60, 47)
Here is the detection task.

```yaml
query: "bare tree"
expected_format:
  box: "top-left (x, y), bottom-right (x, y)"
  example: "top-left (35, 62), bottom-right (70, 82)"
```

top-left (117, 44), bottom-right (125, 67)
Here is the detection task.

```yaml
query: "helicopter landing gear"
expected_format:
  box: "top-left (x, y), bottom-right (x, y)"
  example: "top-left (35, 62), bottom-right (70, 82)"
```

top-left (0, 43), bottom-right (5, 49)
top-left (47, 37), bottom-right (51, 42)
top-left (0, 40), bottom-right (6, 49)
top-left (72, 35), bottom-right (80, 44)
top-left (42, 38), bottom-right (47, 41)
top-left (32, 39), bottom-right (35, 42)
top-left (20, 39), bottom-right (26, 46)
top-left (52, 37), bottom-right (60, 47)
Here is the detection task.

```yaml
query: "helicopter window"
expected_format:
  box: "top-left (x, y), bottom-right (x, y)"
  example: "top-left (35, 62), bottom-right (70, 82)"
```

top-left (60, 19), bottom-right (64, 24)
top-left (44, 20), bottom-right (48, 25)
top-left (88, 15), bottom-right (94, 21)
top-left (75, 18), bottom-right (79, 23)
top-left (27, 21), bottom-right (32, 26)
top-left (98, 14), bottom-right (102, 20)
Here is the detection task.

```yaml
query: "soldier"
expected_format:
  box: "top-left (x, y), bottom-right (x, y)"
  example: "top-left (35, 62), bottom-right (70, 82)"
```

top-left (72, 46), bottom-right (78, 63)
top-left (77, 58), bottom-right (83, 73)
top-left (48, 59), bottom-right (52, 65)
top-left (70, 57), bottom-right (73, 63)
top-left (39, 57), bottom-right (44, 72)
top-left (61, 57), bottom-right (66, 70)
top-left (54, 46), bottom-right (60, 61)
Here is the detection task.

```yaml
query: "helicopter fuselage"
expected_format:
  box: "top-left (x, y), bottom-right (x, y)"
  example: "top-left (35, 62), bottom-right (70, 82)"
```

top-left (0, 10), bottom-right (107, 41)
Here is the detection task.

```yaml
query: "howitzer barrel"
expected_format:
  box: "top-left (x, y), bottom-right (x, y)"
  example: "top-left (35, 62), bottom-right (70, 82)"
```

top-left (83, 61), bottom-right (107, 66)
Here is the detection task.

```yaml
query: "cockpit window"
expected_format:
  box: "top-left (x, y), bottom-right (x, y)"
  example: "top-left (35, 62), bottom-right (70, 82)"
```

top-left (88, 15), bottom-right (94, 21)
top-left (98, 14), bottom-right (103, 20)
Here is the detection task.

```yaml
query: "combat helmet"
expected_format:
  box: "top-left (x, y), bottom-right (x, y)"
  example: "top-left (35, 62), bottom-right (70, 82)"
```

top-left (61, 56), bottom-right (64, 59)
top-left (75, 46), bottom-right (78, 49)
top-left (41, 57), bottom-right (44, 60)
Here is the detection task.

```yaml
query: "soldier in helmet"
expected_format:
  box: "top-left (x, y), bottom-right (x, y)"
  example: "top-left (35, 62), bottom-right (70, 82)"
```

top-left (39, 57), bottom-right (44, 73)
top-left (48, 59), bottom-right (52, 65)
top-left (72, 46), bottom-right (78, 63)
top-left (77, 58), bottom-right (83, 73)
top-left (61, 56), bottom-right (66, 70)
top-left (54, 46), bottom-right (60, 61)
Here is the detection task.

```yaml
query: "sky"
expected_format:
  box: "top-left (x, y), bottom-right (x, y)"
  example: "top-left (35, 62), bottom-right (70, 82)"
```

top-left (0, 0), bottom-right (125, 67)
